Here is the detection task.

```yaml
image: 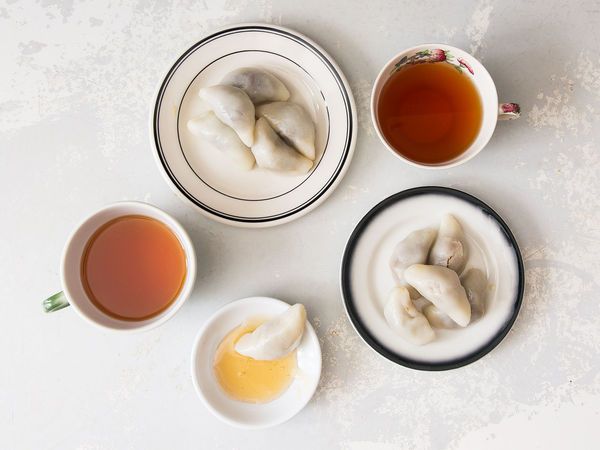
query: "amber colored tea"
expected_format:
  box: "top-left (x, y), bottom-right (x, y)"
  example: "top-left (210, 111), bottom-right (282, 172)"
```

top-left (377, 62), bottom-right (483, 164)
top-left (81, 215), bottom-right (187, 321)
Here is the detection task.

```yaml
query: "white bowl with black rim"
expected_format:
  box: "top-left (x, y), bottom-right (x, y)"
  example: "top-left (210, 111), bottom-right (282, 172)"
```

top-left (340, 186), bottom-right (524, 371)
top-left (151, 23), bottom-right (356, 227)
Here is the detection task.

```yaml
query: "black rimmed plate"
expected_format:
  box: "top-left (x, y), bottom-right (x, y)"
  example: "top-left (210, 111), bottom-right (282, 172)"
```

top-left (341, 186), bottom-right (524, 371)
top-left (151, 23), bottom-right (356, 227)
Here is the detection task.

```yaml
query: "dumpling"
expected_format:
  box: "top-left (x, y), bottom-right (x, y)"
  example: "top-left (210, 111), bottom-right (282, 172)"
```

top-left (461, 268), bottom-right (487, 321)
top-left (412, 297), bottom-right (432, 313)
top-left (389, 228), bottom-right (437, 298)
top-left (423, 304), bottom-right (458, 329)
top-left (384, 287), bottom-right (435, 345)
top-left (404, 264), bottom-right (471, 327)
top-left (256, 102), bottom-right (316, 160)
top-left (222, 68), bottom-right (290, 104)
top-left (198, 85), bottom-right (255, 147)
top-left (251, 118), bottom-right (313, 174)
top-left (429, 214), bottom-right (468, 274)
top-left (187, 112), bottom-right (255, 170)
top-left (423, 269), bottom-right (488, 327)
top-left (235, 304), bottom-right (306, 360)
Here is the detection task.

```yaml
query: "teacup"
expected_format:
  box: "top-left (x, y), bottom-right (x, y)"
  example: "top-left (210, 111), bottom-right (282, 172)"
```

top-left (42, 202), bottom-right (196, 332)
top-left (371, 44), bottom-right (520, 169)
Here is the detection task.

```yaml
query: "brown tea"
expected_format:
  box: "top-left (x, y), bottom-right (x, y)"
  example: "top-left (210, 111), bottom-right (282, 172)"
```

top-left (81, 215), bottom-right (187, 321)
top-left (377, 62), bottom-right (483, 164)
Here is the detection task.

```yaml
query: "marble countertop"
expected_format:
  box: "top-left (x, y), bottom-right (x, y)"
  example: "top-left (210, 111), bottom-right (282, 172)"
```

top-left (2, 1), bottom-right (599, 448)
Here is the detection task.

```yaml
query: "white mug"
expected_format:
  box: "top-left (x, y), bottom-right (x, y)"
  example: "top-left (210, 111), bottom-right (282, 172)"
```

top-left (371, 44), bottom-right (520, 169)
top-left (42, 202), bottom-right (197, 332)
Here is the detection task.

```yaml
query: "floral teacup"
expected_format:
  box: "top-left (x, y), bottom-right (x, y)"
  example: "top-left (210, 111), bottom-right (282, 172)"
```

top-left (371, 44), bottom-right (520, 169)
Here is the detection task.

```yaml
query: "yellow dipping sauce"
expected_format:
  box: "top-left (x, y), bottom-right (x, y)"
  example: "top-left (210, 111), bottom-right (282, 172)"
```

top-left (213, 321), bottom-right (297, 403)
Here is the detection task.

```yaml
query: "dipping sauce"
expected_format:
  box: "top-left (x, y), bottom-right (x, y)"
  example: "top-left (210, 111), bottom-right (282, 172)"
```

top-left (81, 215), bottom-right (187, 321)
top-left (213, 321), bottom-right (297, 403)
top-left (377, 61), bottom-right (483, 164)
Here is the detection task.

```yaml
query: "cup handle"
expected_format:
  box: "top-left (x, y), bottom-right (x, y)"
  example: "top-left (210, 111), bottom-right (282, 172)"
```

top-left (498, 102), bottom-right (521, 120)
top-left (43, 291), bottom-right (70, 313)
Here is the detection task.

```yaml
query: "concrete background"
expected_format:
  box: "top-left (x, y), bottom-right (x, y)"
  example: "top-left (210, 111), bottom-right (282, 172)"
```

top-left (2, 0), bottom-right (599, 448)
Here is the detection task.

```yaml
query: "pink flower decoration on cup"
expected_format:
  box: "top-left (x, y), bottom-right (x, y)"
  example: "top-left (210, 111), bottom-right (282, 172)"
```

top-left (392, 48), bottom-right (476, 75)
top-left (457, 58), bottom-right (474, 75)
top-left (429, 49), bottom-right (447, 62)
top-left (501, 103), bottom-right (520, 114)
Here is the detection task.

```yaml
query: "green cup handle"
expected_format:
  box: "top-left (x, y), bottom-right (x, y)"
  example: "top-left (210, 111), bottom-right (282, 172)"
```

top-left (43, 291), bottom-right (70, 313)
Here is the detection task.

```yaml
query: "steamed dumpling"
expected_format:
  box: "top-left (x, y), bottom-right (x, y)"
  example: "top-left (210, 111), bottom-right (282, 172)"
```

top-left (187, 112), bottom-right (255, 170)
top-left (389, 228), bottom-right (437, 298)
top-left (256, 102), bottom-right (316, 160)
top-left (251, 118), bottom-right (313, 174)
top-left (235, 304), bottom-right (306, 360)
top-left (423, 269), bottom-right (488, 327)
top-left (198, 85), bottom-right (255, 147)
top-left (412, 296), bottom-right (432, 313)
top-left (429, 214), bottom-right (468, 274)
top-left (404, 264), bottom-right (471, 327)
top-left (222, 68), bottom-right (290, 104)
top-left (384, 287), bottom-right (435, 345)
top-left (461, 268), bottom-right (487, 321)
top-left (423, 304), bottom-right (458, 329)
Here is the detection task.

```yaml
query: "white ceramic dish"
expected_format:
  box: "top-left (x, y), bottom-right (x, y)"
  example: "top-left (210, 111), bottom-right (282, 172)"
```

top-left (341, 187), bottom-right (524, 371)
top-left (151, 23), bottom-right (356, 227)
top-left (191, 297), bottom-right (322, 429)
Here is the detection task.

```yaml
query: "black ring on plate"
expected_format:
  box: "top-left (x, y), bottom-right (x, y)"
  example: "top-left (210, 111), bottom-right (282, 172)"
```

top-left (340, 186), bottom-right (525, 371)
top-left (175, 49), bottom-right (331, 203)
top-left (152, 25), bottom-right (353, 223)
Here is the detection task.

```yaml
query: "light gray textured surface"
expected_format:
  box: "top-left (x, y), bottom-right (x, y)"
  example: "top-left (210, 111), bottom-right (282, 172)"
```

top-left (2, 1), bottom-right (599, 448)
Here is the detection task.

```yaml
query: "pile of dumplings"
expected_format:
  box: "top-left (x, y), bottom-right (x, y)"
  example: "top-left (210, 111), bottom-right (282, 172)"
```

top-left (187, 68), bottom-right (317, 174)
top-left (385, 214), bottom-right (489, 345)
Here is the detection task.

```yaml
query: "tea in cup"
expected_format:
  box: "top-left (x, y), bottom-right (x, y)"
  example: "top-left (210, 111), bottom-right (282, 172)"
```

top-left (43, 202), bottom-right (196, 332)
top-left (371, 44), bottom-right (520, 168)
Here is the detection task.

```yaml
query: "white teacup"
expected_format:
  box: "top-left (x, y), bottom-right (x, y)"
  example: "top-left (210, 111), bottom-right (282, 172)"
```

top-left (371, 44), bottom-right (520, 169)
top-left (43, 202), bottom-right (197, 332)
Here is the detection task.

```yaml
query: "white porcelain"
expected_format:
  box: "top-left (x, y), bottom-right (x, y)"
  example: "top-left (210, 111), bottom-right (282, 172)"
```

top-left (57, 201), bottom-right (196, 332)
top-left (371, 44), bottom-right (520, 169)
top-left (191, 297), bottom-right (322, 429)
top-left (341, 187), bottom-right (524, 370)
top-left (151, 23), bottom-right (357, 227)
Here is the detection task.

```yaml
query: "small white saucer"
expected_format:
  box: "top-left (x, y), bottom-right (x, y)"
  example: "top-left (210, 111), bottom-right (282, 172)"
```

top-left (191, 297), bottom-right (322, 429)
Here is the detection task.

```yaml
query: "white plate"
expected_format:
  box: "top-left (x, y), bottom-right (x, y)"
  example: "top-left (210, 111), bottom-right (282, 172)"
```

top-left (151, 23), bottom-right (356, 227)
top-left (191, 297), bottom-right (322, 429)
top-left (341, 187), bottom-right (524, 371)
